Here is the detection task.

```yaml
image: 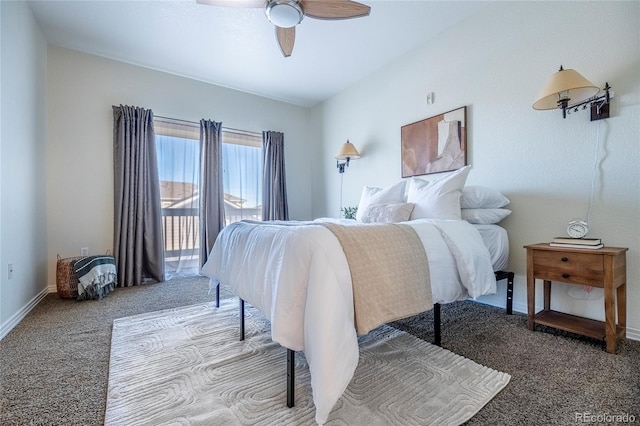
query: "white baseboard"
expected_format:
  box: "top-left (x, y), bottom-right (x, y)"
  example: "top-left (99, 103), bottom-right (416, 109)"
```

top-left (0, 287), bottom-right (49, 341)
top-left (627, 327), bottom-right (640, 341)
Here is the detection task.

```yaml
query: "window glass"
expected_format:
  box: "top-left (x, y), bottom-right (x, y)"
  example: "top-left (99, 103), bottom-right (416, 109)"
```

top-left (222, 130), bottom-right (262, 224)
top-left (154, 118), bottom-right (262, 276)
top-left (155, 119), bottom-right (200, 278)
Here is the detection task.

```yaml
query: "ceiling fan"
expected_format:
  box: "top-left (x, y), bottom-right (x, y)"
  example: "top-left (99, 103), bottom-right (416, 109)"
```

top-left (197, 0), bottom-right (371, 57)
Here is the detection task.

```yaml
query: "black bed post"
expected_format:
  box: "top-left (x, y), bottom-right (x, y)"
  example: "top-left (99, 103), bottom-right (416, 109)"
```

top-left (287, 349), bottom-right (295, 408)
top-left (239, 298), bottom-right (245, 341)
top-left (433, 303), bottom-right (441, 346)
top-left (506, 272), bottom-right (514, 315)
top-left (495, 270), bottom-right (515, 315)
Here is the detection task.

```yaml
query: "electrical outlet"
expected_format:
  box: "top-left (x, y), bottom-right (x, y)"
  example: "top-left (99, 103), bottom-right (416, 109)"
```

top-left (81, 247), bottom-right (89, 256)
top-left (8, 263), bottom-right (14, 280)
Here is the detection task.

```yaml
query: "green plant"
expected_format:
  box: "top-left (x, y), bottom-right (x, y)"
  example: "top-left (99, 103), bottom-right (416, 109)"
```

top-left (342, 206), bottom-right (358, 220)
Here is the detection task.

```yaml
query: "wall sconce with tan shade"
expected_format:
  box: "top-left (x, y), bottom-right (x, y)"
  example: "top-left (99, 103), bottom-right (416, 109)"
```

top-left (335, 140), bottom-right (361, 173)
top-left (335, 140), bottom-right (361, 217)
top-left (533, 66), bottom-right (612, 120)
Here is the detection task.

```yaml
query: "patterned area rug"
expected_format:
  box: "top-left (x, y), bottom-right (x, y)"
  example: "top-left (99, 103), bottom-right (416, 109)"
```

top-left (105, 300), bottom-right (510, 425)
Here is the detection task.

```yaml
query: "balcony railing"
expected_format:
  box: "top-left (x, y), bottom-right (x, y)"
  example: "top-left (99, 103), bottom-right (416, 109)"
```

top-left (161, 207), bottom-right (262, 261)
top-left (161, 208), bottom-right (199, 259)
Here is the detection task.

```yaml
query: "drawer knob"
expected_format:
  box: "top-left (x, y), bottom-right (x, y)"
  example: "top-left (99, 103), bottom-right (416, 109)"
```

top-left (561, 257), bottom-right (568, 262)
top-left (562, 273), bottom-right (570, 279)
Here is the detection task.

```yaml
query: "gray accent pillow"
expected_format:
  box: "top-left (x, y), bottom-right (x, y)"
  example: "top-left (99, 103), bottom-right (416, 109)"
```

top-left (360, 203), bottom-right (415, 223)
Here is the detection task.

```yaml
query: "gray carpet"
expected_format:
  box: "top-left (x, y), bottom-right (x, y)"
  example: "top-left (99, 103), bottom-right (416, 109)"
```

top-left (1, 275), bottom-right (639, 425)
top-left (105, 300), bottom-right (509, 425)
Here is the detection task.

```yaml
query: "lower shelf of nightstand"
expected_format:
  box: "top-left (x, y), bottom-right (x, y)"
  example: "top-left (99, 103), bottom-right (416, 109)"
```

top-left (534, 310), bottom-right (625, 341)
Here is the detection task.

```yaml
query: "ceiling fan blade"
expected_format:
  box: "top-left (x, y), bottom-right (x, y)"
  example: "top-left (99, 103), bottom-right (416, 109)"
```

top-left (301, 0), bottom-right (370, 20)
top-left (196, 0), bottom-right (264, 8)
top-left (276, 26), bottom-right (295, 57)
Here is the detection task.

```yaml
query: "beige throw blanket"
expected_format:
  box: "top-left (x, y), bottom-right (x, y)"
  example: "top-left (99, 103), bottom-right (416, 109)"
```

top-left (321, 222), bottom-right (433, 335)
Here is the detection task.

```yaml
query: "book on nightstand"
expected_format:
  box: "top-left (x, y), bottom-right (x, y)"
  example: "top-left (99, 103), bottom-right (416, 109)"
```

top-left (551, 237), bottom-right (602, 245)
top-left (549, 242), bottom-right (604, 250)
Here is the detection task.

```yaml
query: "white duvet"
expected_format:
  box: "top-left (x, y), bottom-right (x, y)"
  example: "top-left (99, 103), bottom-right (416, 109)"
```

top-left (200, 218), bottom-right (496, 424)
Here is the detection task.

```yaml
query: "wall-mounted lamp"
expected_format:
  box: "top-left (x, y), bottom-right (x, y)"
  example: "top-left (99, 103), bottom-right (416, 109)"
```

top-left (533, 66), bottom-right (612, 120)
top-left (335, 140), bottom-right (361, 217)
top-left (335, 140), bottom-right (361, 173)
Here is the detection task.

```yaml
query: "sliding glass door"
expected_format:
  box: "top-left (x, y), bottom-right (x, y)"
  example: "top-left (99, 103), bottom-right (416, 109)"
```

top-left (221, 131), bottom-right (263, 224)
top-left (155, 119), bottom-right (201, 278)
top-left (154, 118), bottom-right (262, 278)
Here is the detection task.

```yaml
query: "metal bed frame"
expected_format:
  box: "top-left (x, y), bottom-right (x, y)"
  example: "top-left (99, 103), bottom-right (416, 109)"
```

top-left (214, 270), bottom-right (514, 409)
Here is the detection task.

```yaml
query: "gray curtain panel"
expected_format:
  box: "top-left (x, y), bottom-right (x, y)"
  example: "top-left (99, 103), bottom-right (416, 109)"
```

top-left (262, 131), bottom-right (289, 221)
top-left (199, 119), bottom-right (226, 266)
top-left (113, 105), bottom-right (165, 286)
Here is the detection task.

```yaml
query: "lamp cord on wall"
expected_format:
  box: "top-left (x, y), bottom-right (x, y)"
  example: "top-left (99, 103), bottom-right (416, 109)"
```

top-left (568, 121), bottom-right (603, 301)
top-left (586, 120), bottom-right (601, 226)
top-left (339, 172), bottom-right (344, 217)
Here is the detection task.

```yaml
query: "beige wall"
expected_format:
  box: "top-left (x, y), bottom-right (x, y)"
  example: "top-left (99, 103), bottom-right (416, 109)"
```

top-left (311, 1), bottom-right (640, 338)
top-left (0, 1), bottom-right (49, 337)
top-left (45, 47), bottom-right (312, 291)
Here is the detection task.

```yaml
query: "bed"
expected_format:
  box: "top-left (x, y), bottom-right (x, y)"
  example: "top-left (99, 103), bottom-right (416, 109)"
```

top-left (201, 170), bottom-right (513, 423)
top-left (200, 217), bottom-right (510, 424)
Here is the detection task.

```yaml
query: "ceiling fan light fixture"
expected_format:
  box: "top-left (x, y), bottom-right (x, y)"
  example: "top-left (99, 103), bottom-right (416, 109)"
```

top-left (265, 0), bottom-right (303, 28)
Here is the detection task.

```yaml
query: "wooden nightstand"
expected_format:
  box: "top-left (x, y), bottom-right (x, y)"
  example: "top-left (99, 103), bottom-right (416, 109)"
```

top-left (524, 243), bottom-right (628, 354)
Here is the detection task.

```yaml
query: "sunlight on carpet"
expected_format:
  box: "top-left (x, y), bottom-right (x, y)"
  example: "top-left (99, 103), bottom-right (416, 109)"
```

top-left (105, 299), bottom-right (510, 425)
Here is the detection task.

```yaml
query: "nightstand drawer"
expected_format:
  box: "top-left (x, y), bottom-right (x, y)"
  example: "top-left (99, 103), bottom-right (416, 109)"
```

top-left (532, 250), bottom-right (604, 286)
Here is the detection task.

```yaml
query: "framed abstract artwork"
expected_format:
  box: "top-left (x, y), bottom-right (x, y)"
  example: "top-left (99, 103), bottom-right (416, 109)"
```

top-left (401, 106), bottom-right (467, 178)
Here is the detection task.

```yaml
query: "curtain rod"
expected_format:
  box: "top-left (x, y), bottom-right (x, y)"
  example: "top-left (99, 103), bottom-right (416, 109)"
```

top-left (112, 107), bottom-right (261, 136)
top-left (154, 115), bottom-right (198, 125)
top-left (154, 114), bottom-right (261, 137)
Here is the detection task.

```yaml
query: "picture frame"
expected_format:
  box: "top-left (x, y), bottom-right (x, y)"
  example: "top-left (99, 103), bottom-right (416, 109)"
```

top-left (401, 106), bottom-right (467, 178)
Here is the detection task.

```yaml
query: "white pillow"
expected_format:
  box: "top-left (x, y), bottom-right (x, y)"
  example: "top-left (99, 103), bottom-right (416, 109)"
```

top-left (360, 203), bottom-right (415, 223)
top-left (461, 186), bottom-right (510, 208)
top-left (461, 208), bottom-right (511, 224)
top-left (407, 165), bottom-right (471, 220)
top-left (356, 181), bottom-right (406, 221)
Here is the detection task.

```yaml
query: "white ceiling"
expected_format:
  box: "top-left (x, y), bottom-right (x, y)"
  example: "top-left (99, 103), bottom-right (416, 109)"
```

top-left (28, 0), bottom-right (490, 107)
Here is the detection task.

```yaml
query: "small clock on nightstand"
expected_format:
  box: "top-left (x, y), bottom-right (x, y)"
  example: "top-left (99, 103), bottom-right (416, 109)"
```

top-left (567, 218), bottom-right (589, 238)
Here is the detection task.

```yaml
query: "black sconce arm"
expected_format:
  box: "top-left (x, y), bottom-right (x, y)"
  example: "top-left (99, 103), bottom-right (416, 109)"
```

top-left (559, 82), bottom-right (612, 119)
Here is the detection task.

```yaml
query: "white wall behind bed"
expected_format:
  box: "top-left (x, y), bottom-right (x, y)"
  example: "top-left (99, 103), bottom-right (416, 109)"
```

top-left (309, 2), bottom-right (640, 339)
